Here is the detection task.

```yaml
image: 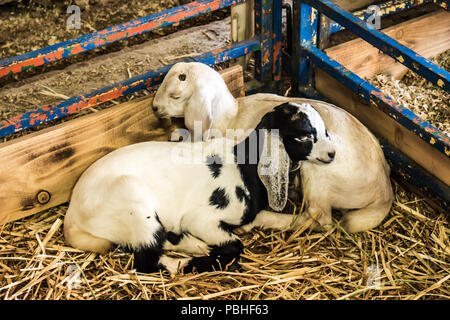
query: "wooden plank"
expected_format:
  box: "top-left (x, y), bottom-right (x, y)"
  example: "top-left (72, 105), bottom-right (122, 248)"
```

top-left (220, 65), bottom-right (245, 98)
top-left (0, 66), bottom-right (244, 224)
top-left (324, 11), bottom-right (450, 80)
top-left (333, 0), bottom-right (378, 11)
top-left (315, 68), bottom-right (450, 186)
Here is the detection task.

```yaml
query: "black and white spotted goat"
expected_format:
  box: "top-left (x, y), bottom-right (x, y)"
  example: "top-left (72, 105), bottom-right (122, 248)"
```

top-left (64, 102), bottom-right (335, 273)
top-left (152, 62), bottom-right (393, 234)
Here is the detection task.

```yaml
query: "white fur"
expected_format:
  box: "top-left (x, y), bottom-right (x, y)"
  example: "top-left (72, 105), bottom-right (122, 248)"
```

top-left (64, 138), bottom-right (244, 254)
top-left (152, 62), bottom-right (393, 233)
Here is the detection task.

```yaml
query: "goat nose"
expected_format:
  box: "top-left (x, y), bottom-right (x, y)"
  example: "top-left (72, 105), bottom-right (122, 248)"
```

top-left (152, 106), bottom-right (158, 112)
top-left (328, 151), bottom-right (336, 159)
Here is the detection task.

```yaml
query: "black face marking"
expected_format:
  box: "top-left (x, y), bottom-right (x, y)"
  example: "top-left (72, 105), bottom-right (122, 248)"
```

top-left (178, 73), bottom-right (186, 81)
top-left (209, 187), bottom-right (230, 210)
top-left (235, 186), bottom-right (249, 203)
top-left (258, 103), bottom-right (322, 162)
top-left (154, 211), bottom-right (161, 224)
top-left (206, 154), bottom-right (222, 179)
top-left (283, 138), bottom-right (313, 161)
top-left (166, 232), bottom-right (183, 245)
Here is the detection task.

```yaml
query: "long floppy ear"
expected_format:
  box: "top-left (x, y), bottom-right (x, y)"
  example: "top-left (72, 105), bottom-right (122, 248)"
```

top-left (257, 129), bottom-right (290, 211)
top-left (186, 89), bottom-right (213, 141)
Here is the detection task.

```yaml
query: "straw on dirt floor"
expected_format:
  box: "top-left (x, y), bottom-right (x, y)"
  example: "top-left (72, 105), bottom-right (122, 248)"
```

top-left (370, 50), bottom-right (450, 134)
top-left (0, 180), bottom-right (448, 300)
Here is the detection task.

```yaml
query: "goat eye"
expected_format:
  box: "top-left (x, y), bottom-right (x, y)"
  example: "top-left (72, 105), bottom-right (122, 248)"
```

top-left (170, 94), bottom-right (180, 100)
top-left (178, 74), bottom-right (186, 81)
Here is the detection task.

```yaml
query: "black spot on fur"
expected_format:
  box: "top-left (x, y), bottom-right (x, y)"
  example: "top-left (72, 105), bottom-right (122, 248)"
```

top-left (133, 245), bottom-right (164, 273)
top-left (133, 223), bottom-right (167, 273)
top-left (167, 232), bottom-right (183, 245)
top-left (232, 131), bottom-right (268, 226)
top-left (219, 221), bottom-right (239, 234)
top-left (206, 154), bottom-right (222, 179)
top-left (209, 187), bottom-right (230, 210)
top-left (182, 239), bottom-right (243, 273)
top-left (235, 186), bottom-right (249, 203)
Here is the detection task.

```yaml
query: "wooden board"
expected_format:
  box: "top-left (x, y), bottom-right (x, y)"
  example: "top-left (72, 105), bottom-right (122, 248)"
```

top-left (0, 65), bottom-right (244, 224)
top-left (324, 11), bottom-right (450, 80)
top-left (315, 69), bottom-right (450, 186)
top-left (333, 0), bottom-right (378, 11)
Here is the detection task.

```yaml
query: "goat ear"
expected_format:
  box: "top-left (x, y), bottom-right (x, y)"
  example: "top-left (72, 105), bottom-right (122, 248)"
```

top-left (186, 89), bottom-right (214, 141)
top-left (257, 130), bottom-right (290, 212)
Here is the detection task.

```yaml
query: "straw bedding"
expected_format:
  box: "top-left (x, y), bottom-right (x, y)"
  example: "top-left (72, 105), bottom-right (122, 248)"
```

top-left (0, 180), bottom-right (448, 300)
top-left (370, 50), bottom-right (450, 134)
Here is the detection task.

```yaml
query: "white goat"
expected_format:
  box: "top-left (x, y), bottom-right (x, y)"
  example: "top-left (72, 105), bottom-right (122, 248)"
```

top-left (64, 102), bottom-right (336, 273)
top-left (152, 62), bottom-right (394, 233)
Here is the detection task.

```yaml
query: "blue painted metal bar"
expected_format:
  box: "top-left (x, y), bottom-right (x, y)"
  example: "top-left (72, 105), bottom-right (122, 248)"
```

top-left (298, 2), bottom-right (318, 87)
top-left (273, 0), bottom-right (283, 81)
top-left (327, 0), bottom-right (441, 35)
top-left (433, 0), bottom-right (448, 10)
top-left (0, 39), bottom-right (260, 138)
top-left (254, 0), bottom-right (274, 83)
top-left (305, 0), bottom-right (450, 92)
top-left (381, 140), bottom-right (449, 211)
top-left (302, 45), bottom-right (450, 158)
top-left (291, 0), bottom-right (301, 94)
top-left (0, 0), bottom-right (246, 80)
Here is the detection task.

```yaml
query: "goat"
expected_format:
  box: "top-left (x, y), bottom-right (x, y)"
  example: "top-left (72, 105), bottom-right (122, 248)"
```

top-left (64, 102), bottom-right (335, 273)
top-left (152, 62), bottom-right (393, 233)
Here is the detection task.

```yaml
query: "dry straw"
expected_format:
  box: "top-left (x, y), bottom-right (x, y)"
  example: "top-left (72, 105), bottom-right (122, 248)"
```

top-left (370, 50), bottom-right (450, 134)
top-left (0, 179), bottom-right (448, 300)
